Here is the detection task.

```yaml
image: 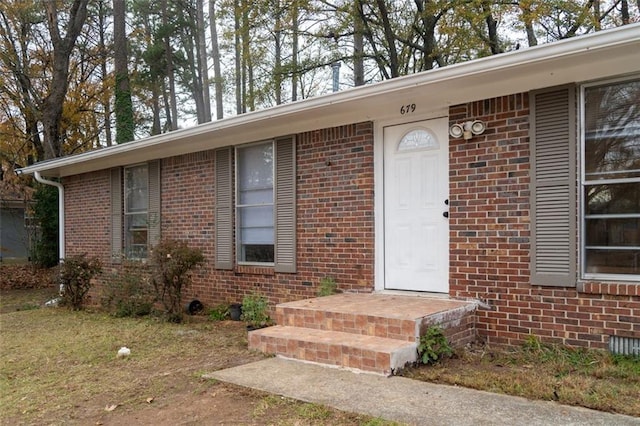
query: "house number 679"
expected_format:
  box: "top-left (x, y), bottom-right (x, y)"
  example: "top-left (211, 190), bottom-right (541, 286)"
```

top-left (400, 103), bottom-right (416, 115)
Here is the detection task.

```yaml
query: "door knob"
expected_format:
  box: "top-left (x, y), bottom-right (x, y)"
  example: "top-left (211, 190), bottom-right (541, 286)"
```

top-left (443, 212), bottom-right (449, 218)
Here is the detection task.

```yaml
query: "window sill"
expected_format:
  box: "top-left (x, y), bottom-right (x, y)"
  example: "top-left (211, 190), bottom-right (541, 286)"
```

top-left (235, 265), bottom-right (275, 276)
top-left (577, 281), bottom-right (640, 297)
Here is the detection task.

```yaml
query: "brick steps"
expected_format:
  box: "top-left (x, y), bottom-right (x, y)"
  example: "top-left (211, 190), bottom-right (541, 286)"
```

top-left (248, 293), bottom-right (477, 376)
top-left (248, 325), bottom-right (417, 376)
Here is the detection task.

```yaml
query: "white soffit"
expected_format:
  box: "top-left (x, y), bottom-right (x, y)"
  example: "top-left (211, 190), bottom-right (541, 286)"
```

top-left (19, 23), bottom-right (640, 178)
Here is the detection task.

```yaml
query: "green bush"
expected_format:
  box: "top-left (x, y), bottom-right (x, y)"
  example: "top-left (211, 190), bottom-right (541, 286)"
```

top-left (241, 293), bottom-right (271, 328)
top-left (418, 325), bottom-right (453, 364)
top-left (150, 239), bottom-right (204, 323)
top-left (101, 261), bottom-right (155, 317)
top-left (59, 254), bottom-right (102, 310)
top-left (208, 304), bottom-right (230, 321)
top-left (317, 276), bottom-right (339, 297)
top-left (31, 184), bottom-right (59, 268)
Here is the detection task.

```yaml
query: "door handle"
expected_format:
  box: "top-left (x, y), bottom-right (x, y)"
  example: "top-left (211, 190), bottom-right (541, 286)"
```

top-left (443, 211), bottom-right (449, 218)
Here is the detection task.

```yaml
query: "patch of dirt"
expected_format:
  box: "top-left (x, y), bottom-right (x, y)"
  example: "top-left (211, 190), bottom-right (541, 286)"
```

top-left (86, 383), bottom-right (291, 425)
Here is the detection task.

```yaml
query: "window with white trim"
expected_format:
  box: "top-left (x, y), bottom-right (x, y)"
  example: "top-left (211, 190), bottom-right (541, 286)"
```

top-left (124, 164), bottom-right (149, 258)
top-left (582, 77), bottom-right (640, 279)
top-left (236, 142), bottom-right (275, 263)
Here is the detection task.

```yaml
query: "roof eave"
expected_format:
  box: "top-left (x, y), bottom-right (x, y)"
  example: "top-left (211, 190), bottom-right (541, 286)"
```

top-left (17, 23), bottom-right (640, 178)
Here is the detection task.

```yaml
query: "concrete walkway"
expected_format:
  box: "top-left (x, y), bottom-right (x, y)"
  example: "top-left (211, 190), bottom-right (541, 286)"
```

top-left (206, 358), bottom-right (640, 426)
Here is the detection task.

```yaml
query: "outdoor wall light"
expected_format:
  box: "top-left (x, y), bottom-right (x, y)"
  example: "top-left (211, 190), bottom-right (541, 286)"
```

top-left (449, 120), bottom-right (486, 140)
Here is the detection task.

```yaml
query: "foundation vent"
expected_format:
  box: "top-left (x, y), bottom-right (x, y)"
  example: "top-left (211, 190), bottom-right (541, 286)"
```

top-left (608, 336), bottom-right (640, 356)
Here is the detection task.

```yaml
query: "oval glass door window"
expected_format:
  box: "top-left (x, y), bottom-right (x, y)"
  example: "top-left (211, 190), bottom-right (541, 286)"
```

top-left (397, 128), bottom-right (439, 151)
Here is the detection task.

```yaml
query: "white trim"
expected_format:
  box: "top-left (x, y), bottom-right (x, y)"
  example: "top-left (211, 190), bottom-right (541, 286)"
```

top-left (579, 75), bottom-right (640, 282)
top-left (374, 111), bottom-right (449, 293)
top-left (235, 141), bottom-right (276, 265)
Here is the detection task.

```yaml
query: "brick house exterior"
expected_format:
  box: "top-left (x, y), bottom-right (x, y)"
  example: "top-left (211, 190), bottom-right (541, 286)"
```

top-left (21, 26), bottom-right (639, 350)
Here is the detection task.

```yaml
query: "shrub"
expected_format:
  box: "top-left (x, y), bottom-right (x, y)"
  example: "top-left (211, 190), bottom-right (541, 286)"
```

top-left (240, 293), bottom-right (271, 328)
top-left (208, 304), bottom-right (230, 321)
top-left (418, 325), bottom-right (453, 364)
top-left (150, 239), bottom-right (204, 323)
top-left (59, 254), bottom-right (102, 310)
top-left (317, 276), bottom-right (339, 297)
top-left (101, 261), bottom-right (155, 317)
top-left (31, 184), bottom-right (59, 268)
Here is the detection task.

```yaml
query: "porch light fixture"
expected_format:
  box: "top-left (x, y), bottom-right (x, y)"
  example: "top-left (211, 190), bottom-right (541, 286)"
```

top-left (449, 120), bottom-right (486, 140)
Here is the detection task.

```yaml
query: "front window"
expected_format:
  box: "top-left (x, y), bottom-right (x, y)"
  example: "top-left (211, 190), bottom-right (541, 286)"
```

top-left (236, 142), bottom-right (274, 263)
top-left (582, 77), bottom-right (640, 279)
top-left (124, 164), bottom-right (149, 258)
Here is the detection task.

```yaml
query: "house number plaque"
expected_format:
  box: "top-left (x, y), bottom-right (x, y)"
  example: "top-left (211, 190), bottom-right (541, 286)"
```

top-left (400, 103), bottom-right (416, 115)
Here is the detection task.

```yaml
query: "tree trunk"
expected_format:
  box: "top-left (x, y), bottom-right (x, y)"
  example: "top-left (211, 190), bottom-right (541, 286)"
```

top-left (413, 0), bottom-right (441, 71)
top-left (182, 18), bottom-right (205, 122)
top-left (197, 0), bottom-right (211, 121)
top-left (234, 0), bottom-right (242, 114)
top-left (376, 0), bottom-right (399, 78)
top-left (274, 1), bottom-right (282, 105)
top-left (519, 2), bottom-right (538, 47)
top-left (209, 0), bottom-right (224, 119)
top-left (161, 0), bottom-right (179, 130)
top-left (482, 1), bottom-right (502, 54)
top-left (353, 1), bottom-right (364, 86)
top-left (113, 0), bottom-right (134, 143)
top-left (41, 0), bottom-right (90, 159)
top-left (151, 84), bottom-right (162, 135)
top-left (291, 0), bottom-right (299, 101)
top-left (97, 0), bottom-right (112, 146)
top-left (241, 0), bottom-right (253, 111)
top-left (357, 1), bottom-right (391, 80)
top-left (621, 0), bottom-right (629, 24)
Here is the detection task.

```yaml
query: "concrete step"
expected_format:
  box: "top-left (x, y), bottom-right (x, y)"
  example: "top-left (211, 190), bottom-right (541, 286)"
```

top-left (248, 325), bottom-right (417, 376)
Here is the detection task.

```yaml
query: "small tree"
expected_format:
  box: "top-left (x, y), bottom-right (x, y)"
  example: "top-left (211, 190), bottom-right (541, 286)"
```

top-left (150, 239), bottom-right (204, 322)
top-left (59, 254), bottom-right (102, 310)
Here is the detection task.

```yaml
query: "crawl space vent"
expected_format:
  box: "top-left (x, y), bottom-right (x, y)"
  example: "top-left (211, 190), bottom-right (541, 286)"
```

top-left (608, 336), bottom-right (640, 356)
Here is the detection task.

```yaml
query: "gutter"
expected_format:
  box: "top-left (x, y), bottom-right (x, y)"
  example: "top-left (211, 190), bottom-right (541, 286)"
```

top-left (34, 171), bottom-right (65, 263)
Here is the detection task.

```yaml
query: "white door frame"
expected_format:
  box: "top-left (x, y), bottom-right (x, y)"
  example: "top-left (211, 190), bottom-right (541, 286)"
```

top-left (374, 112), bottom-right (450, 293)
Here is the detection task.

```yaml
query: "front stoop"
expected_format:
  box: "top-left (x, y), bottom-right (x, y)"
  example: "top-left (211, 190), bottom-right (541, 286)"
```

top-left (248, 293), bottom-right (478, 376)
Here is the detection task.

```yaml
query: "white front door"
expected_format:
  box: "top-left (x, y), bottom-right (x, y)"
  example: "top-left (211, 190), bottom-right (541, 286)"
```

top-left (383, 118), bottom-right (449, 293)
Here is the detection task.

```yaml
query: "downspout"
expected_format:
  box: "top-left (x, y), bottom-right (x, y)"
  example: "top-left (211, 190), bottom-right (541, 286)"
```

top-left (34, 171), bottom-right (65, 298)
top-left (34, 171), bottom-right (65, 261)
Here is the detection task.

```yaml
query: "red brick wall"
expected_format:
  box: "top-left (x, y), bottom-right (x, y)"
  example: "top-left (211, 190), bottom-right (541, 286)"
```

top-left (166, 122), bottom-right (375, 307)
top-left (65, 170), bottom-right (112, 264)
top-left (63, 101), bottom-right (638, 349)
top-left (449, 94), bottom-right (640, 349)
top-left (65, 122), bottom-right (375, 311)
